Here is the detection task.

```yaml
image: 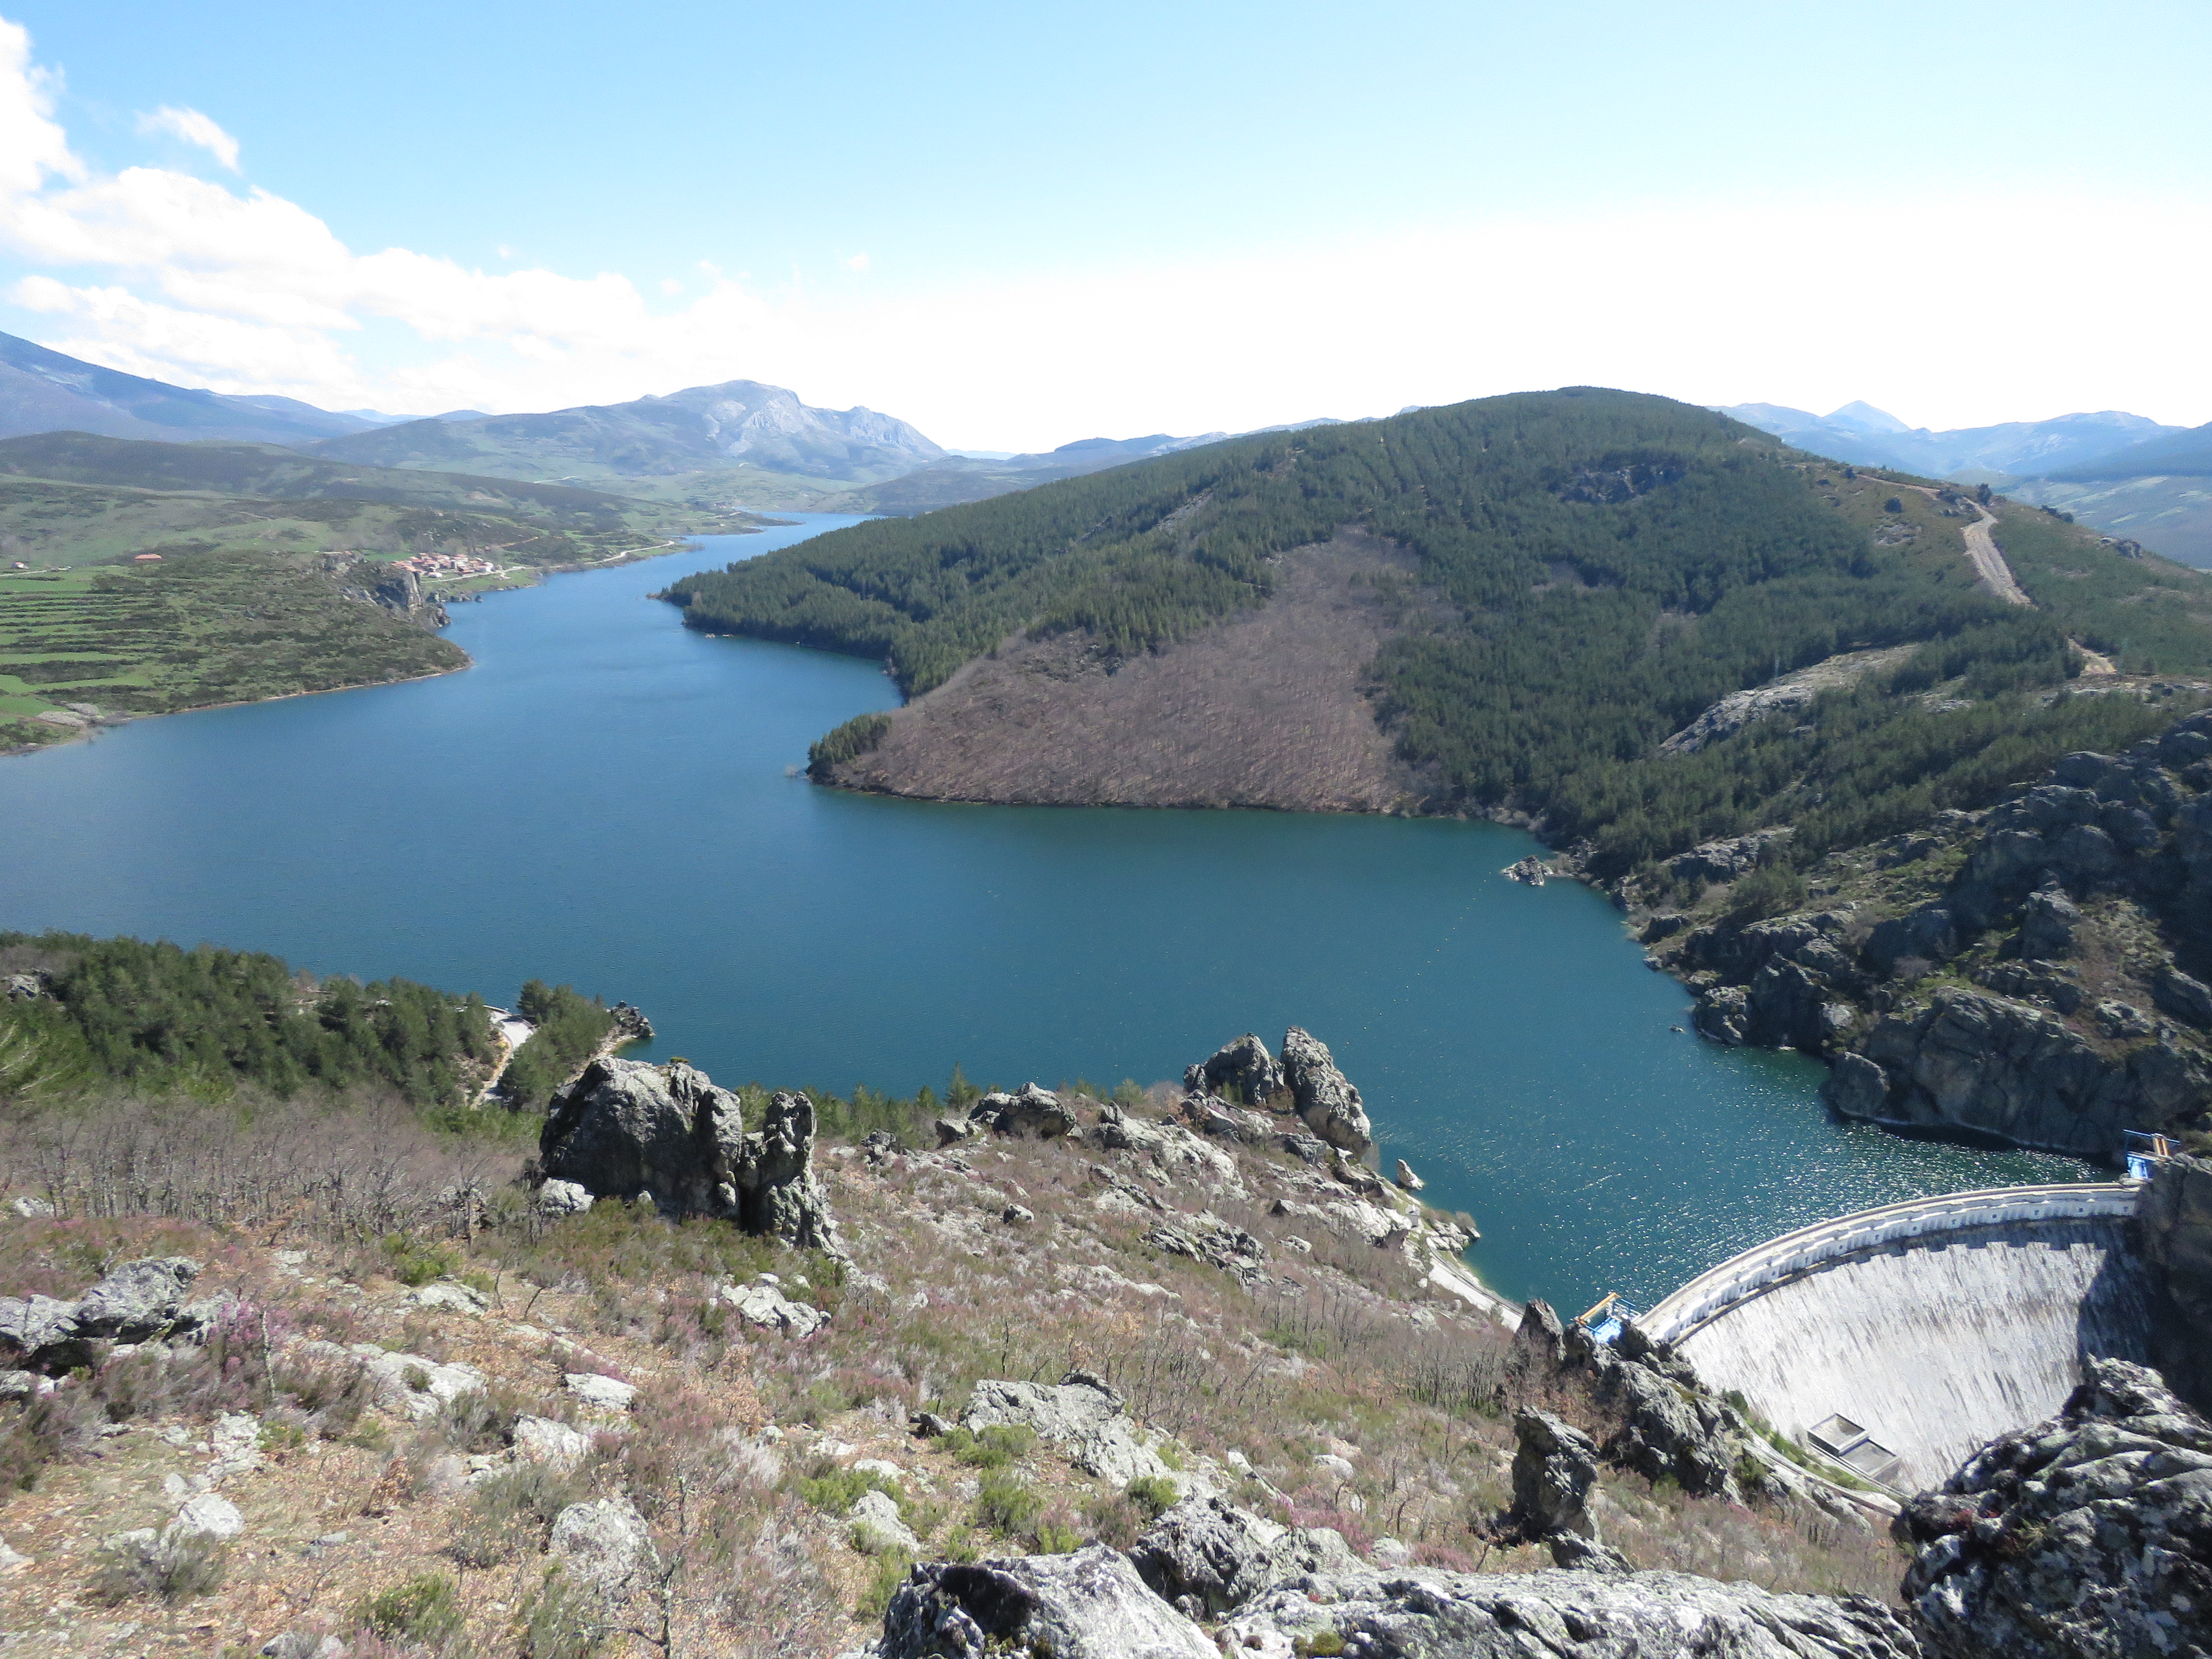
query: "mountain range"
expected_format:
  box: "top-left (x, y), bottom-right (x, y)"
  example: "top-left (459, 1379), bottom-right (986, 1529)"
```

top-left (1719, 399), bottom-right (2212, 565)
top-left (0, 332), bottom-right (385, 447)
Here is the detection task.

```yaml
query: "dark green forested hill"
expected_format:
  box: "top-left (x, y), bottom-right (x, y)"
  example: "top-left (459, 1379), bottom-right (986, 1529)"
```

top-left (664, 388), bottom-right (2212, 878)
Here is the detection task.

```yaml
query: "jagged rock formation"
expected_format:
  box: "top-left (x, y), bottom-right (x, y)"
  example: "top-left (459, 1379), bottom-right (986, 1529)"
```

top-left (2139, 1152), bottom-right (2212, 1411)
top-left (1509, 1408), bottom-right (1602, 1541)
top-left (1657, 710), bottom-right (2212, 1155)
top-left (0, 1257), bottom-right (227, 1372)
top-left (337, 559), bottom-right (450, 629)
top-left (1279, 1026), bottom-right (1373, 1154)
top-left (966, 1083), bottom-right (1077, 1139)
top-left (880, 1545), bottom-right (1216, 1659)
top-left (1505, 1301), bottom-right (1768, 1505)
top-left (878, 1537), bottom-right (1922, 1659)
top-left (1182, 1033), bottom-right (1284, 1106)
top-left (538, 1058), bottom-right (841, 1252)
top-left (1126, 1494), bottom-right (1361, 1619)
top-left (1899, 1358), bottom-right (2212, 1659)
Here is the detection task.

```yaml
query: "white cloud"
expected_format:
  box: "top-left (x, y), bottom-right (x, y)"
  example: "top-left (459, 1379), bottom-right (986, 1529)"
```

top-left (134, 105), bottom-right (240, 171)
top-left (0, 16), bottom-right (2207, 448)
top-left (843, 252), bottom-right (870, 274)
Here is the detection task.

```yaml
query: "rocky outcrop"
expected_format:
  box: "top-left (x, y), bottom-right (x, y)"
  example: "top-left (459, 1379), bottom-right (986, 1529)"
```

top-left (1899, 1358), bottom-right (2212, 1659)
top-left (967, 1083), bottom-right (1077, 1139)
top-left (1508, 1409), bottom-right (1601, 1542)
top-left (1659, 711), bottom-right (2212, 1156)
top-left (1280, 1026), bottom-right (1372, 1154)
top-left (960, 1372), bottom-right (1178, 1489)
top-left (1218, 1567), bottom-right (1923, 1659)
top-left (1832, 988), bottom-right (2208, 1155)
top-left (0, 1256), bottom-right (226, 1372)
top-left (1182, 1034), bottom-right (1284, 1106)
top-left (340, 561), bottom-right (451, 630)
top-left (539, 1058), bottom-right (841, 1253)
top-left (1126, 1494), bottom-right (1360, 1619)
top-left (880, 1542), bottom-right (1920, 1659)
top-left (880, 1545), bottom-right (1215, 1659)
top-left (1659, 647), bottom-right (1911, 757)
top-left (2139, 1153), bottom-right (2212, 1412)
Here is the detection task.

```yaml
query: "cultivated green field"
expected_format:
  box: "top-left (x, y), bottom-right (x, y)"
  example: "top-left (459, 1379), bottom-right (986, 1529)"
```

top-left (0, 551), bottom-right (466, 750)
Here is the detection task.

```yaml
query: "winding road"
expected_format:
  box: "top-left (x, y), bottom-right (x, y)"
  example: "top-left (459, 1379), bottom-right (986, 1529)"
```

top-left (1961, 503), bottom-right (2032, 607)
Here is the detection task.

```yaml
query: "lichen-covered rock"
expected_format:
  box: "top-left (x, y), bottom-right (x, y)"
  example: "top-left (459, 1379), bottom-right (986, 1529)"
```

top-left (1899, 1357), bottom-right (2212, 1659)
top-left (549, 1496), bottom-right (656, 1596)
top-left (960, 1372), bottom-right (1175, 1488)
top-left (722, 1278), bottom-right (829, 1337)
top-left (1145, 1214), bottom-right (1266, 1285)
top-left (0, 1257), bottom-right (223, 1372)
top-left (880, 1546), bottom-right (1214, 1659)
top-left (968, 1082), bottom-right (1077, 1139)
top-left (1217, 1567), bottom-right (1922, 1658)
top-left (538, 1178), bottom-right (594, 1216)
top-left (1280, 1027), bottom-right (1372, 1154)
top-left (1509, 1409), bottom-right (1600, 1540)
top-left (1182, 1034), bottom-right (1284, 1106)
top-left (540, 1058), bottom-right (841, 1253)
top-left (850, 1489), bottom-right (920, 1556)
top-left (2140, 1153), bottom-right (2212, 1411)
top-left (1127, 1495), bottom-right (1360, 1618)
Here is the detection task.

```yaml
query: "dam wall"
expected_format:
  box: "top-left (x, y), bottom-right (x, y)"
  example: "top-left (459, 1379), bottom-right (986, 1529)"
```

top-left (1645, 1184), bottom-right (2152, 1491)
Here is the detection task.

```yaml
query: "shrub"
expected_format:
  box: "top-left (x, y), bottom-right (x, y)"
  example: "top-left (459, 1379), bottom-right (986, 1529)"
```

top-left (356, 1573), bottom-right (465, 1650)
top-left (1124, 1475), bottom-right (1180, 1520)
top-left (449, 1461), bottom-right (591, 1567)
top-left (520, 1566), bottom-right (604, 1659)
top-left (972, 1471), bottom-right (1043, 1538)
top-left (87, 1528), bottom-right (230, 1606)
top-left (940, 1423), bottom-right (1035, 1470)
top-left (857, 1550), bottom-right (914, 1621)
top-left (381, 1233), bottom-right (459, 1287)
top-left (1726, 865), bottom-right (1807, 924)
top-left (1082, 1489), bottom-right (1147, 1549)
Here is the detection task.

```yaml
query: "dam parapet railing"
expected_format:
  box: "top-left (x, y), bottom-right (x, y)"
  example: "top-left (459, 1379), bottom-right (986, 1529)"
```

top-left (1643, 1182), bottom-right (2140, 1346)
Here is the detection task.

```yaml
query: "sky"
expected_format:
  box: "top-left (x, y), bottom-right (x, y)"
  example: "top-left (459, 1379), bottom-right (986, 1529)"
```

top-left (0, 0), bottom-right (2207, 451)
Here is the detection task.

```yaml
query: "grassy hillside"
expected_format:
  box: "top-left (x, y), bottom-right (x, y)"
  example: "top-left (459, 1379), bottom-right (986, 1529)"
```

top-left (667, 388), bottom-right (2212, 878)
top-left (0, 550), bottom-right (466, 748)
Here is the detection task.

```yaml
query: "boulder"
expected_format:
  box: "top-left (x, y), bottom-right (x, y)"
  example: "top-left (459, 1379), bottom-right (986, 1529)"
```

top-left (960, 1372), bottom-right (1175, 1488)
top-left (968, 1083), bottom-right (1077, 1139)
top-left (409, 1280), bottom-right (488, 1315)
top-left (1513, 1299), bottom-right (1568, 1370)
top-left (1217, 1568), bottom-right (1921, 1658)
top-left (344, 1347), bottom-right (487, 1420)
top-left (513, 1415), bottom-right (590, 1470)
top-left (880, 1545), bottom-right (1215, 1659)
top-left (1280, 1027), bottom-right (1372, 1154)
top-left (538, 1178), bottom-right (594, 1216)
top-left (540, 1059), bottom-right (841, 1253)
top-left (1128, 1495), bottom-right (1361, 1619)
top-left (850, 1488), bottom-right (920, 1555)
top-left (1392, 1158), bottom-right (1424, 1191)
top-left (77, 1256), bottom-right (203, 1341)
top-left (565, 1372), bottom-right (638, 1413)
top-left (722, 1279), bottom-right (829, 1337)
top-left (549, 1496), bottom-right (656, 1596)
top-left (1144, 1214), bottom-right (1266, 1285)
top-left (2153, 966), bottom-right (2212, 1029)
top-left (2015, 883), bottom-right (2080, 959)
top-left (1181, 1034), bottom-right (1284, 1107)
top-left (1899, 1358), bottom-right (2212, 1659)
top-left (171, 1492), bottom-right (243, 1540)
top-left (1509, 1408), bottom-right (1600, 1540)
top-left (8, 1196), bottom-right (53, 1218)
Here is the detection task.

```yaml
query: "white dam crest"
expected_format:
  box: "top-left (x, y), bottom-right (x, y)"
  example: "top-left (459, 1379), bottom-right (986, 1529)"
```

top-left (1641, 1183), bottom-right (2154, 1491)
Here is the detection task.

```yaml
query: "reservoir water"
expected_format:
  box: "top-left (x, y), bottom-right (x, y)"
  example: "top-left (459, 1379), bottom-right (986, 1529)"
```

top-left (0, 517), bottom-right (2093, 1309)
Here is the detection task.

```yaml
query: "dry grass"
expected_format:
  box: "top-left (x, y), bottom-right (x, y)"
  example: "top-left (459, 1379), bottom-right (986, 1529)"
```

top-left (0, 1089), bottom-right (1908, 1656)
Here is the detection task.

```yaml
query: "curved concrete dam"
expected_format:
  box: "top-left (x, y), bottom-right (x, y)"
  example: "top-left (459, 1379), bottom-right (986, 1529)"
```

top-left (1643, 1183), bottom-right (2155, 1490)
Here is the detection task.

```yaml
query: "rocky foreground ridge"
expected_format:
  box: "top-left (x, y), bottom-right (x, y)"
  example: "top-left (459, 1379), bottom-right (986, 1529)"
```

top-left (2, 1030), bottom-right (2205, 1656)
top-left (1644, 707), bottom-right (2212, 1160)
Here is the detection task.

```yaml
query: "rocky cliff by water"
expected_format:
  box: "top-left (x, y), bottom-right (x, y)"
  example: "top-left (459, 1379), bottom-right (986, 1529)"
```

top-left (1641, 707), bottom-right (2212, 1160)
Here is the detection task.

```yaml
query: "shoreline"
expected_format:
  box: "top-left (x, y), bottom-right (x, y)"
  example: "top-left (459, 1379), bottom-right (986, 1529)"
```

top-left (2, 534), bottom-right (721, 762)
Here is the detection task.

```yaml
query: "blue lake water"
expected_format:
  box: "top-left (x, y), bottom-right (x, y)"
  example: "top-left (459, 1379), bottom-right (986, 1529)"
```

top-left (0, 516), bottom-right (2093, 1308)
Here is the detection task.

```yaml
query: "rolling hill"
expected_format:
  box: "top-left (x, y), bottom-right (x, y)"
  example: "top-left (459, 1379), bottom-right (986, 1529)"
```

top-left (666, 386), bottom-right (2212, 878)
top-left (818, 431), bottom-right (1234, 513)
top-left (0, 330), bottom-right (380, 446)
